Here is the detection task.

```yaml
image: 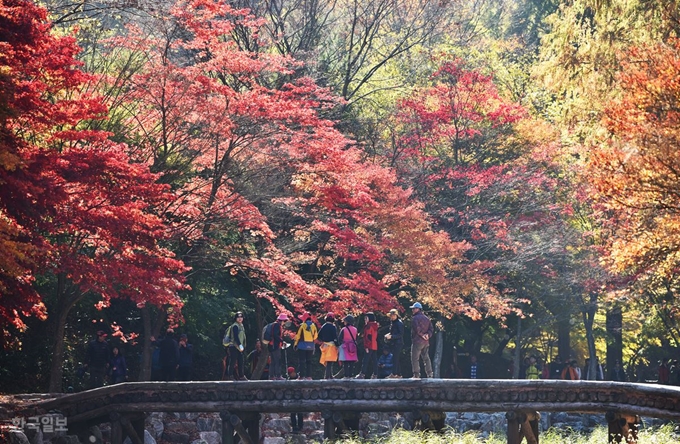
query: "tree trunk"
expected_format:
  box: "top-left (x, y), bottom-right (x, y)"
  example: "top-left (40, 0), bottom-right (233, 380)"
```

top-left (48, 305), bottom-right (71, 392)
top-left (139, 305), bottom-right (166, 381)
top-left (251, 346), bottom-right (270, 381)
top-left (513, 317), bottom-right (521, 379)
top-left (48, 276), bottom-right (82, 392)
top-left (493, 330), bottom-right (513, 357)
top-left (557, 314), bottom-right (571, 362)
top-left (250, 297), bottom-right (266, 380)
top-left (582, 292), bottom-right (598, 380)
top-left (433, 330), bottom-right (443, 378)
top-left (606, 305), bottom-right (623, 379)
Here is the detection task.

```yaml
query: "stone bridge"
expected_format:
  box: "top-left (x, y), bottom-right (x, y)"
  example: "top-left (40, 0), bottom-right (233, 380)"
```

top-left (12, 379), bottom-right (680, 444)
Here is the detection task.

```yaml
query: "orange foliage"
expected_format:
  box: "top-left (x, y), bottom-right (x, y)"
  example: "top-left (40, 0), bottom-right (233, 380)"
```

top-left (590, 39), bottom-right (680, 284)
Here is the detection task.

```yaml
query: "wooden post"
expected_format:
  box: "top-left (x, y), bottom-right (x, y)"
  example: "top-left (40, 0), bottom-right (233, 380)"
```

top-left (119, 414), bottom-right (143, 444)
top-left (241, 412), bottom-right (260, 443)
top-left (229, 413), bottom-right (254, 444)
top-left (332, 411), bottom-right (348, 433)
top-left (529, 412), bottom-right (540, 443)
top-left (322, 410), bottom-right (336, 440)
top-left (220, 411), bottom-right (235, 444)
top-left (606, 411), bottom-right (640, 444)
top-left (130, 413), bottom-right (145, 443)
top-left (109, 412), bottom-right (123, 444)
top-left (519, 411), bottom-right (540, 444)
top-left (506, 411), bottom-right (521, 444)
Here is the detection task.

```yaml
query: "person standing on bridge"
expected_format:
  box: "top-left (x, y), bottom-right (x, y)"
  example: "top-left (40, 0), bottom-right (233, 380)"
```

top-left (156, 328), bottom-right (179, 382)
top-left (318, 313), bottom-right (339, 379)
top-left (384, 308), bottom-right (404, 378)
top-left (294, 312), bottom-right (318, 380)
top-left (356, 312), bottom-right (379, 379)
top-left (609, 359), bottom-right (627, 382)
top-left (409, 302), bottom-right (433, 379)
top-left (86, 330), bottom-right (110, 388)
top-left (223, 312), bottom-right (248, 381)
top-left (561, 359), bottom-right (581, 380)
top-left (108, 346), bottom-right (127, 384)
top-left (525, 355), bottom-right (540, 380)
top-left (468, 354), bottom-right (481, 379)
top-left (268, 313), bottom-right (288, 380)
top-left (338, 315), bottom-right (359, 379)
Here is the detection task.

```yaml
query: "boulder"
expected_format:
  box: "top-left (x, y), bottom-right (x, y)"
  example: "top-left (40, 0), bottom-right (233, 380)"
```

top-left (195, 417), bottom-right (219, 432)
top-left (123, 430), bottom-right (155, 444)
top-left (8, 430), bottom-right (30, 444)
top-left (198, 431), bottom-right (220, 444)
top-left (162, 430), bottom-right (191, 444)
top-left (24, 427), bottom-right (43, 444)
top-left (148, 418), bottom-right (164, 439)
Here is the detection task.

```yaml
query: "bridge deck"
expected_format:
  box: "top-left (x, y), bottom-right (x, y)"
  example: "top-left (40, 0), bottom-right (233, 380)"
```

top-left (15, 379), bottom-right (680, 425)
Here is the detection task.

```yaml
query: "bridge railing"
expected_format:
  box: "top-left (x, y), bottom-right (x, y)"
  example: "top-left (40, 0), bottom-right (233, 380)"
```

top-left (14, 379), bottom-right (680, 444)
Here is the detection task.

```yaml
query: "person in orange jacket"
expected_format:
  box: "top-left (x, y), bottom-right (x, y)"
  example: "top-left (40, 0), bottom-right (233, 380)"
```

top-left (562, 359), bottom-right (581, 380)
top-left (356, 312), bottom-right (379, 379)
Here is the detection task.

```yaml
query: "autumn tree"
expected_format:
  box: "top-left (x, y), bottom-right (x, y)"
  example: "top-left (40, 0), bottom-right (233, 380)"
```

top-left (91, 0), bottom-right (527, 331)
top-left (589, 39), bottom-right (680, 351)
top-left (388, 57), bottom-right (600, 364)
top-left (0, 0), bottom-right (187, 391)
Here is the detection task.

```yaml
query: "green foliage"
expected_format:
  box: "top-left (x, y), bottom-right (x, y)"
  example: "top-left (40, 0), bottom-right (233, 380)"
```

top-left (332, 424), bottom-right (680, 444)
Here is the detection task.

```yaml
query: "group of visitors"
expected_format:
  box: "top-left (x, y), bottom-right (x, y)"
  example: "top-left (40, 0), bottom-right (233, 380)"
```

top-left (83, 312), bottom-right (680, 393)
top-left (148, 329), bottom-right (194, 382)
top-left (84, 330), bottom-right (130, 388)
top-left (221, 301), bottom-right (434, 381)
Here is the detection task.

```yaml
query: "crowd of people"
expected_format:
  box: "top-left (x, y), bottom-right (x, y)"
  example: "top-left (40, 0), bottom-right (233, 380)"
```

top-left (83, 302), bottom-right (680, 389)
top-left (83, 328), bottom-right (194, 389)
top-left (219, 302), bottom-right (432, 382)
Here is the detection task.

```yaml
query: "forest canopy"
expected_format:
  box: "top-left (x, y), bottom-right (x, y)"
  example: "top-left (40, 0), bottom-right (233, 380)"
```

top-left (1, 0), bottom-right (680, 390)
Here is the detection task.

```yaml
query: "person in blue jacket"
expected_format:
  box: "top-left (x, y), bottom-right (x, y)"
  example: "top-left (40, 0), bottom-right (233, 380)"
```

top-left (109, 346), bottom-right (127, 384)
top-left (377, 348), bottom-right (394, 379)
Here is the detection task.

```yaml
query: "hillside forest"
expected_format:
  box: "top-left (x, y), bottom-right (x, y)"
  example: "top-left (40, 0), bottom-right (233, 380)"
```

top-left (2, 0), bottom-right (680, 391)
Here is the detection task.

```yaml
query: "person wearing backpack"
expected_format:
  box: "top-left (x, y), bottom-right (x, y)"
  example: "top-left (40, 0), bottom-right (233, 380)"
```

top-left (267, 313), bottom-right (288, 380)
top-left (294, 312), bottom-right (318, 380)
top-left (223, 311), bottom-right (248, 381)
top-left (338, 315), bottom-right (359, 379)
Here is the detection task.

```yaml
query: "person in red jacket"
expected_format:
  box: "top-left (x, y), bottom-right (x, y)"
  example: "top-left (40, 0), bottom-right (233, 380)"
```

top-left (356, 312), bottom-right (379, 379)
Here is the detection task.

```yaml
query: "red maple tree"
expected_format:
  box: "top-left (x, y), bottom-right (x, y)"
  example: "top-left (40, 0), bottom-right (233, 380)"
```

top-left (97, 0), bottom-right (515, 321)
top-left (0, 0), bottom-right (188, 389)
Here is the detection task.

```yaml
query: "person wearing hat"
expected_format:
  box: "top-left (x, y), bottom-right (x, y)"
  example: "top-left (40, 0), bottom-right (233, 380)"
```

top-left (86, 330), bottom-right (111, 388)
top-left (384, 309), bottom-right (404, 378)
top-left (294, 312), bottom-right (318, 379)
top-left (268, 313), bottom-right (289, 380)
top-left (410, 302), bottom-right (433, 379)
top-left (356, 312), bottom-right (379, 379)
top-left (318, 313), bottom-right (339, 379)
top-left (338, 315), bottom-right (359, 379)
top-left (223, 312), bottom-right (248, 380)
